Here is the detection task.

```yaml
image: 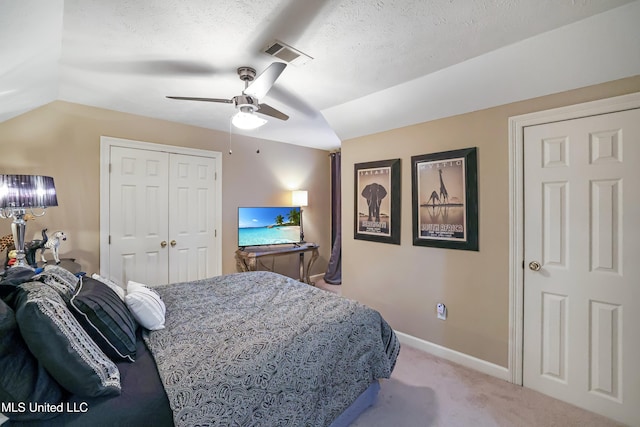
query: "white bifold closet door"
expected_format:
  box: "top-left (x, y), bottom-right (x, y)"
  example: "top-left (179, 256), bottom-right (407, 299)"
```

top-left (109, 146), bottom-right (218, 287)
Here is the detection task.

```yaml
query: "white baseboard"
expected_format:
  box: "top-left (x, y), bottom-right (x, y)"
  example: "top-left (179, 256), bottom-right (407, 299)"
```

top-left (396, 331), bottom-right (510, 382)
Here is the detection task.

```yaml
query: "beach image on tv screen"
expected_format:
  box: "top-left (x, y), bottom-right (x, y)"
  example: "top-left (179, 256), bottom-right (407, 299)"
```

top-left (238, 206), bottom-right (301, 247)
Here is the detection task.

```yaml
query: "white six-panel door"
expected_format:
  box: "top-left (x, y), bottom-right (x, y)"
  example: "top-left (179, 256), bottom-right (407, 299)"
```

top-left (168, 153), bottom-right (217, 284)
top-left (523, 108), bottom-right (639, 425)
top-left (109, 146), bottom-right (170, 286)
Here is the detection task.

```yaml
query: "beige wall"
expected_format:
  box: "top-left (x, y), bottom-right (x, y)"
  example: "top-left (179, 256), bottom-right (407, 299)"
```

top-left (0, 101), bottom-right (331, 278)
top-left (341, 75), bottom-right (640, 367)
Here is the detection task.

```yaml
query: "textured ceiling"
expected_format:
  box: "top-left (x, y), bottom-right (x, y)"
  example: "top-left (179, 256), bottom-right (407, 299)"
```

top-left (1, 0), bottom-right (638, 150)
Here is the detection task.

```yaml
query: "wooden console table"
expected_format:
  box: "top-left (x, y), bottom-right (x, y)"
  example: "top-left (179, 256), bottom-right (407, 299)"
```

top-left (235, 242), bottom-right (319, 285)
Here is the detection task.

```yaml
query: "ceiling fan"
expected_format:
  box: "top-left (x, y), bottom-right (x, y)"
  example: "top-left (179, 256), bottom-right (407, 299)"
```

top-left (166, 62), bottom-right (289, 130)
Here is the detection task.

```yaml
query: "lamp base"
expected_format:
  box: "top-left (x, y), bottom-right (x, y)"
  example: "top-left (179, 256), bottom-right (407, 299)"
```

top-left (9, 212), bottom-right (30, 269)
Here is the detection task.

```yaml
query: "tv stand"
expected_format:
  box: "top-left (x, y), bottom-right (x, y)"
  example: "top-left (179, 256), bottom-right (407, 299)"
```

top-left (235, 242), bottom-right (319, 285)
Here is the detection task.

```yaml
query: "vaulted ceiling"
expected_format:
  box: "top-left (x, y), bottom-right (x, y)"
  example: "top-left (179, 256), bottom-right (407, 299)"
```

top-left (1, 0), bottom-right (638, 150)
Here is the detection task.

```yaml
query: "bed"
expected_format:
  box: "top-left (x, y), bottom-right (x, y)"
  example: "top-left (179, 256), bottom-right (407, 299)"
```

top-left (1, 267), bottom-right (400, 426)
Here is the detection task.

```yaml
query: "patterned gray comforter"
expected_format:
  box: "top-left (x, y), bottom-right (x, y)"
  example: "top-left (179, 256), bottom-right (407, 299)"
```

top-left (143, 271), bottom-right (400, 427)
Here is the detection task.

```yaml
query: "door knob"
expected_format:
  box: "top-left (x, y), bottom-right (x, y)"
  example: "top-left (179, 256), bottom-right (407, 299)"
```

top-left (160, 241), bottom-right (167, 248)
top-left (528, 261), bottom-right (541, 271)
top-left (170, 240), bottom-right (176, 247)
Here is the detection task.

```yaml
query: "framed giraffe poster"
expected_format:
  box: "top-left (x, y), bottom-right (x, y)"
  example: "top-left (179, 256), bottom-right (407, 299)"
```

top-left (354, 158), bottom-right (401, 245)
top-left (411, 147), bottom-right (478, 251)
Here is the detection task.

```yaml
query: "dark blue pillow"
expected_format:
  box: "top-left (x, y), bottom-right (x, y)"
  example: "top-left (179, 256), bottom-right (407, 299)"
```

top-left (0, 266), bottom-right (36, 286)
top-left (0, 297), bottom-right (64, 421)
top-left (0, 266), bottom-right (37, 302)
top-left (69, 277), bottom-right (137, 362)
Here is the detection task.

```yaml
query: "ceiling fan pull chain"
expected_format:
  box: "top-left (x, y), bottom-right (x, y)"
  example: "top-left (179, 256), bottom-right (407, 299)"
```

top-left (228, 119), bottom-right (233, 155)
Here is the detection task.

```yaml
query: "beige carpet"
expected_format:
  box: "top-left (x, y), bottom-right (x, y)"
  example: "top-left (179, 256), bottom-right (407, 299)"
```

top-left (314, 279), bottom-right (623, 427)
top-left (351, 345), bottom-right (623, 427)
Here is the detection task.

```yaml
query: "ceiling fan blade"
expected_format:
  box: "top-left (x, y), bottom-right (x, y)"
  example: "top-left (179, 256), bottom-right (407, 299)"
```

top-left (166, 96), bottom-right (233, 103)
top-left (257, 103), bottom-right (289, 121)
top-left (63, 58), bottom-right (219, 76)
top-left (244, 62), bottom-right (287, 99)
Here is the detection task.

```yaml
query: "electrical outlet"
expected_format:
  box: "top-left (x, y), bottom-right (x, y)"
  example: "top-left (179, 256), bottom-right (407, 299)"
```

top-left (436, 303), bottom-right (447, 320)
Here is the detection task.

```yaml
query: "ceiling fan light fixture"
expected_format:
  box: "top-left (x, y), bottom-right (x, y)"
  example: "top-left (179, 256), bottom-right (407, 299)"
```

top-left (232, 110), bottom-right (267, 130)
top-left (168, 62), bottom-right (288, 130)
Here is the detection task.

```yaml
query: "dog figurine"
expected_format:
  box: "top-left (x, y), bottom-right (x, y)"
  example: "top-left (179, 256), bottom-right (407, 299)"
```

top-left (40, 231), bottom-right (67, 264)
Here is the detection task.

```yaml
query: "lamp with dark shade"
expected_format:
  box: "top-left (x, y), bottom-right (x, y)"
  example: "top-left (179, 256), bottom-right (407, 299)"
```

top-left (0, 175), bottom-right (58, 268)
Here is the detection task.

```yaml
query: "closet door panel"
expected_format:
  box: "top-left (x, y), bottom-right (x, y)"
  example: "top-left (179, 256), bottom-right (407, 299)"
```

top-left (109, 147), bottom-right (169, 286)
top-left (168, 154), bottom-right (217, 283)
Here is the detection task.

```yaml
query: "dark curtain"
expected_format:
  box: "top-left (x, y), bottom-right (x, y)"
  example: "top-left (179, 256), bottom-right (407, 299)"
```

top-left (324, 152), bottom-right (342, 284)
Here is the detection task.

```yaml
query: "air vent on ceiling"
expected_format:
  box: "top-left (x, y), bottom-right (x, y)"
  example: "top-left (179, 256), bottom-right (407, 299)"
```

top-left (263, 40), bottom-right (312, 66)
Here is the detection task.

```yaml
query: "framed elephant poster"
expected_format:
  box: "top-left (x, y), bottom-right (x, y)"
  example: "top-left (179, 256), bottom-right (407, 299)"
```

top-left (354, 158), bottom-right (400, 245)
top-left (411, 147), bottom-right (478, 251)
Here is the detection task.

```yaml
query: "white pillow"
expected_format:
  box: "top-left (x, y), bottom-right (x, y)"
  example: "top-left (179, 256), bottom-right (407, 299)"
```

top-left (91, 273), bottom-right (126, 301)
top-left (125, 281), bottom-right (166, 330)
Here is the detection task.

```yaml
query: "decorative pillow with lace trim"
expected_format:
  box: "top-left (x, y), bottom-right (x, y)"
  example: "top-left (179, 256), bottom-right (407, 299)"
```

top-left (34, 265), bottom-right (79, 301)
top-left (0, 297), bottom-right (64, 421)
top-left (15, 282), bottom-right (121, 397)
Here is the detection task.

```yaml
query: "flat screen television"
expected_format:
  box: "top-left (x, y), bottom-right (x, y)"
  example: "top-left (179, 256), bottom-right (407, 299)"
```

top-left (238, 206), bottom-right (302, 248)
